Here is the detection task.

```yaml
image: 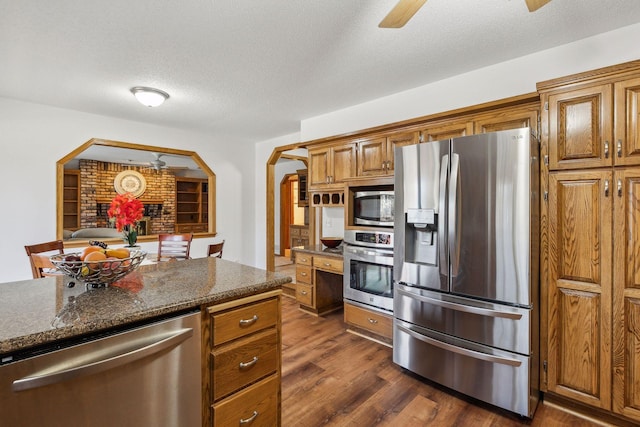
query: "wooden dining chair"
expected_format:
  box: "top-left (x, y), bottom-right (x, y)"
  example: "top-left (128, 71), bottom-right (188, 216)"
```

top-left (157, 233), bottom-right (193, 262)
top-left (24, 240), bottom-right (65, 279)
top-left (207, 240), bottom-right (225, 258)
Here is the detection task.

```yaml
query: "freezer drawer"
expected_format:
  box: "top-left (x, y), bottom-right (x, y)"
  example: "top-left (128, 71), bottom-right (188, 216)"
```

top-left (395, 283), bottom-right (531, 355)
top-left (393, 319), bottom-right (538, 418)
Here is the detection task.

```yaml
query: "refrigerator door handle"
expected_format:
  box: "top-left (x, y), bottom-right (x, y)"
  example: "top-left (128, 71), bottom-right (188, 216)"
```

top-left (397, 324), bottom-right (522, 367)
top-left (438, 154), bottom-right (449, 276)
top-left (397, 286), bottom-right (523, 320)
top-left (448, 153), bottom-right (460, 276)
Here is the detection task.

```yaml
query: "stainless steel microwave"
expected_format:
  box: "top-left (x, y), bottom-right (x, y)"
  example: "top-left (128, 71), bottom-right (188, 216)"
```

top-left (353, 191), bottom-right (394, 227)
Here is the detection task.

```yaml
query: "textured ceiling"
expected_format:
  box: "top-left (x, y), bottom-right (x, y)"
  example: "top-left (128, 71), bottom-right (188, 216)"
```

top-left (2, 0), bottom-right (640, 145)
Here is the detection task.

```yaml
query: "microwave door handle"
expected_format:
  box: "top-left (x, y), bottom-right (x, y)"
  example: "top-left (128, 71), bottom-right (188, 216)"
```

top-left (448, 153), bottom-right (460, 277)
top-left (438, 154), bottom-right (449, 276)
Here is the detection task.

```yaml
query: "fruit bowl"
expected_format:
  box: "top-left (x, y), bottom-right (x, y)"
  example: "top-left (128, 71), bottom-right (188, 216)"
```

top-left (50, 250), bottom-right (147, 288)
top-left (320, 237), bottom-right (343, 248)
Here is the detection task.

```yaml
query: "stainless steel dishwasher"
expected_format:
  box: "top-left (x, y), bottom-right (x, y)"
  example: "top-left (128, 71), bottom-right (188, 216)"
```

top-left (0, 310), bottom-right (201, 427)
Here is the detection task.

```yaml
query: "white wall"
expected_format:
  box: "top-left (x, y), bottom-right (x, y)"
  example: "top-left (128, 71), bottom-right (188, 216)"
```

top-left (253, 132), bottom-right (302, 269)
top-left (0, 97), bottom-right (253, 283)
top-left (301, 23), bottom-right (640, 141)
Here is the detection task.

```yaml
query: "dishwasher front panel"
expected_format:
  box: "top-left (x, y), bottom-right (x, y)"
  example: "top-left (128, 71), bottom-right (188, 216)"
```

top-left (0, 311), bottom-right (202, 427)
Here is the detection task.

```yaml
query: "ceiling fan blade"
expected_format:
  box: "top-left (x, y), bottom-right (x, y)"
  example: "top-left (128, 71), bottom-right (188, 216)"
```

top-left (524, 0), bottom-right (551, 12)
top-left (379, 0), bottom-right (427, 28)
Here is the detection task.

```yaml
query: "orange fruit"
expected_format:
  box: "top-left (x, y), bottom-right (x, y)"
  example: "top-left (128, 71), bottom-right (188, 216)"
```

top-left (84, 251), bottom-right (107, 270)
top-left (81, 246), bottom-right (105, 261)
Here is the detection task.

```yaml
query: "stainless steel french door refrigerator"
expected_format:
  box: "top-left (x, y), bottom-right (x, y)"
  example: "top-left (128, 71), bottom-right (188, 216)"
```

top-left (393, 128), bottom-right (539, 417)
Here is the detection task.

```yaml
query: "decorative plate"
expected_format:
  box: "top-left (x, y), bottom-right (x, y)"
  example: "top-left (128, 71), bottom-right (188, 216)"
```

top-left (114, 170), bottom-right (146, 197)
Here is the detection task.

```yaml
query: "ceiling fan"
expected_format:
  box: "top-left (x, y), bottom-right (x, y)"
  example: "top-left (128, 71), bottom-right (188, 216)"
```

top-left (379, 0), bottom-right (552, 28)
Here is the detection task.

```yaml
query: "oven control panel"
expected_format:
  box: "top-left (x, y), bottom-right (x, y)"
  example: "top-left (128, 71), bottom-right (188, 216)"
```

top-left (344, 229), bottom-right (393, 249)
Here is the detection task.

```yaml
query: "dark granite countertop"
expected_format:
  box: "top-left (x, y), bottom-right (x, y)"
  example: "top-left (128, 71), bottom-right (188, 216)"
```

top-left (0, 257), bottom-right (291, 356)
top-left (291, 244), bottom-right (344, 259)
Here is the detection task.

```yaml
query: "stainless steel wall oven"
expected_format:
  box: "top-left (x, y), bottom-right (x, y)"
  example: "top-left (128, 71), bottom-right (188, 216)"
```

top-left (343, 229), bottom-right (394, 313)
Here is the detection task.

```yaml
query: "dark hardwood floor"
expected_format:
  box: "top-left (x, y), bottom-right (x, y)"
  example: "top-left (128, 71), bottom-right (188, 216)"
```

top-left (279, 294), bottom-right (605, 426)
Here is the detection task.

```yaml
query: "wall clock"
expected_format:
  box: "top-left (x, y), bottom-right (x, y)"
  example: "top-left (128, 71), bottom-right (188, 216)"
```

top-left (114, 170), bottom-right (146, 197)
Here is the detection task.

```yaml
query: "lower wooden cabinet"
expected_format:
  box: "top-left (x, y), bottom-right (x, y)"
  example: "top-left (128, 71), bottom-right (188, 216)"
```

top-left (344, 302), bottom-right (392, 342)
top-left (205, 291), bottom-right (282, 427)
top-left (294, 252), bottom-right (343, 316)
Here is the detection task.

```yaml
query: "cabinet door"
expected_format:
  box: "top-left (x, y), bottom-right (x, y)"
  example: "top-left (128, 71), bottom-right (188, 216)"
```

top-left (547, 84), bottom-right (613, 170)
top-left (331, 143), bottom-right (356, 184)
top-left (614, 78), bottom-right (640, 166)
top-left (386, 131), bottom-right (419, 172)
top-left (357, 137), bottom-right (387, 176)
top-left (420, 120), bottom-right (473, 142)
top-left (308, 147), bottom-right (330, 188)
top-left (547, 170), bottom-right (612, 409)
top-left (473, 106), bottom-right (539, 136)
top-left (613, 168), bottom-right (640, 421)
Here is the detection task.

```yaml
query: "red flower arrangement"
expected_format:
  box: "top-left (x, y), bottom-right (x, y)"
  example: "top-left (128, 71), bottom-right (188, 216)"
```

top-left (108, 193), bottom-right (144, 246)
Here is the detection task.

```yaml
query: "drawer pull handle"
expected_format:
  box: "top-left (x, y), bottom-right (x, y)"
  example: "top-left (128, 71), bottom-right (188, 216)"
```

top-left (239, 410), bottom-right (259, 424)
top-left (239, 356), bottom-right (259, 370)
top-left (239, 315), bottom-right (258, 326)
top-left (324, 262), bottom-right (331, 267)
top-left (367, 318), bottom-right (378, 324)
top-left (300, 290), bottom-right (308, 295)
top-left (301, 272), bottom-right (307, 276)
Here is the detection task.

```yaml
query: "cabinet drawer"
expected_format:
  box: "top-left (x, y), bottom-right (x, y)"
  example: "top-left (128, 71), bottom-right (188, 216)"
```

top-left (212, 299), bottom-right (278, 346)
top-left (296, 283), bottom-right (314, 307)
top-left (296, 265), bottom-right (312, 284)
top-left (295, 253), bottom-right (312, 266)
top-left (290, 227), bottom-right (300, 237)
top-left (300, 228), bottom-right (309, 238)
top-left (213, 374), bottom-right (279, 427)
top-left (313, 256), bottom-right (343, 273)
top-left (344, 303), bottom-right (393, 339)
top-left (212, 329), bottom-right (278, 400)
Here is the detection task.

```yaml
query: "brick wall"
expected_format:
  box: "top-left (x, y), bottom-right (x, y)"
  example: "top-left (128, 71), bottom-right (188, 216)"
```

top-left (79, 160), bottom-right (176, 234)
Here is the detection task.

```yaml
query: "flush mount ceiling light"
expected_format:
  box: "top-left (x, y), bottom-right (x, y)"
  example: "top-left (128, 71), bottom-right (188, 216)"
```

top-left (130, 86), bottom-right (170, 107)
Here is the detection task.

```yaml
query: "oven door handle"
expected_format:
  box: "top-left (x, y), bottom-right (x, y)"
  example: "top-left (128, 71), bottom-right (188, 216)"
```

top-left (344, 247), bottom-right (394, 262)
top-left (397, 286), bottom-right (522, 320)
top-left (396, 324), bottom-right (522, 367)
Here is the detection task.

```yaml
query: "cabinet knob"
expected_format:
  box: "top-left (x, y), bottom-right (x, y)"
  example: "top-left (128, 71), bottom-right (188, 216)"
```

top-left (368, 318), bottom-right (378, 324)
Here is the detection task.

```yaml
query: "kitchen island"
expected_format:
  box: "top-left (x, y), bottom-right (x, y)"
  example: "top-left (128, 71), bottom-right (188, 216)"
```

top-left (0, 256), bottom-right (291, 427)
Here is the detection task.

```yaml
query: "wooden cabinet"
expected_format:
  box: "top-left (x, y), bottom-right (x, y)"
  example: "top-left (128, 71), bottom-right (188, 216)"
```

top-left (612, 168), bottom-right (640, 420)
top-left (540, 61), bottom-right (640, 422)
top-left (294, 252), bottom-right (343, 316)
top-left (308, 142), bottom-right (356, 189)
top-left (63, 170), bottom-right (80, 230)
top-left (356, 132), bottom-right (419, 177)
top-left (473, 104), bottom-right (539, 135)
top-left (546, 170), bottom-right (612, 409)
top-left (344, 302), bottom-right (393, 342)
top-left (419, 119), bottom-right (474, 142)
top-left (296, 169), bottom-right (308, 207)
top-left (175, 177), bottom-right (208, 233)
top-left (289, 225), bottom-right (309, 258)
top-left (206, 292), bottom-right (281, 427)
top-left (544, 77), bottom-right (640, 171)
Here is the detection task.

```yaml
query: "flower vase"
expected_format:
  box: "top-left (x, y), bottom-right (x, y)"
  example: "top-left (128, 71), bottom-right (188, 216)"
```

top-left (123, 225), bottom-right (138, 248)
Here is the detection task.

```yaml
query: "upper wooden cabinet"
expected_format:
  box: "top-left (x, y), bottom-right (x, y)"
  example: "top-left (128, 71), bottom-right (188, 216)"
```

top-left (473, 105), bottom-right (539, 136)
top-left (541, 75), bottom-right (640, 170)
top-left (614, 78), bottom-right (640, 166)
top-left (544, 84), bottom-right (613, 170)
top-left (308, 142), bottom-right (356, 189)
top-left (356, 132), bottom-right (419, 177)
top-left (420, 119), bottom-right (473, 142)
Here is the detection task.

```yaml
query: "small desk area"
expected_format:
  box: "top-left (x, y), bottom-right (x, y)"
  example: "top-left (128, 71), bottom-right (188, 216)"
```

top-left (292, 245), bottom-right (343, 316)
